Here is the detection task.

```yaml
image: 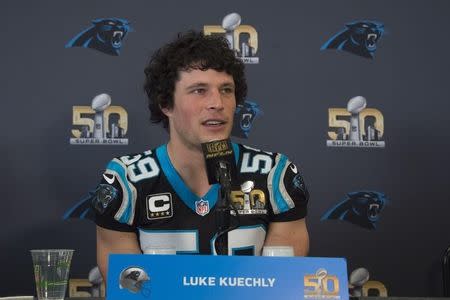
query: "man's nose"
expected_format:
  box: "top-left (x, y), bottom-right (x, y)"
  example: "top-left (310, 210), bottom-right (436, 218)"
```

top-left (207, 89), bottom-right (224, 110)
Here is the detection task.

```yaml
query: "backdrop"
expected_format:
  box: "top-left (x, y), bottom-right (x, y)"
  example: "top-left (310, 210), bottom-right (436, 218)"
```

top-left (1, 0), bottom-right (449, 296)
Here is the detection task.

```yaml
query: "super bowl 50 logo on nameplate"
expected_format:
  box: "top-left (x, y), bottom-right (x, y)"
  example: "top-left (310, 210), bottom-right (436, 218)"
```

top-left (70, 93), bottom-right (128, 145)
top-left (304, 268), bottom-right (340, 299)
top-left (327, 96), bottom-right (385, 148)
top-left (204, 13), bottom-right (259, 64)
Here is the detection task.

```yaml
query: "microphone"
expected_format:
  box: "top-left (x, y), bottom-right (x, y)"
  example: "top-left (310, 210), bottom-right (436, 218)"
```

top-left (349, 267), bottom-right (370, 297)
top-left (201, 139), bottom-right (237, 186)
top-left (201, 139), bottom-right (237, 255)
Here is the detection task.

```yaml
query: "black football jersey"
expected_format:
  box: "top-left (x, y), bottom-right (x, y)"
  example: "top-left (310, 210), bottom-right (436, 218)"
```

top-left (94, 143), bottom-right (309, 255)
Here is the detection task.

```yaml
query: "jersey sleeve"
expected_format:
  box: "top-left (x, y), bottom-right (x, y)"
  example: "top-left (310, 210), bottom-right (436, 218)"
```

top-left (267, 153), bottom-right (309, 222)
top-left (93, 158), bottom-right (138, 232)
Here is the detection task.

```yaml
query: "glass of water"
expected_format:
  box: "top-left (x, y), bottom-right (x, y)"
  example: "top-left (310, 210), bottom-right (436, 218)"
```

top-left (30, 249), bottom-right (74, 300)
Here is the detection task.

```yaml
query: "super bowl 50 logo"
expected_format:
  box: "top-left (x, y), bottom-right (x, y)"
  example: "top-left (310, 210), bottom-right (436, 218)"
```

top-left (230, 180), bottom-right (267, 215)
top-left (304, 269), bottom-right (340, 299)
top-left (70, 93), bottom-right (128, 145)
top-left (327, 96), bottom-right (385, 148)
top-left (204, 13), bottom-right (259, 64)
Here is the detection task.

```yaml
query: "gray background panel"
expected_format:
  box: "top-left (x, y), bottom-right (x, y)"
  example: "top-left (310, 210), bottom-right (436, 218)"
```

top-left (1, 0), bottom-right (449, 296)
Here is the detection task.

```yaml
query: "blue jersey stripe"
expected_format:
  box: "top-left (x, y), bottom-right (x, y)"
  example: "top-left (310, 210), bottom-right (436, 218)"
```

top-left (272, 154), bottom-right (290, 213)
top-left (156, 145), bottom-right (219, 213)
top-left (232, 142), bottom-right (240, 164)
top-left (106, 160), bottom-right (133, 224)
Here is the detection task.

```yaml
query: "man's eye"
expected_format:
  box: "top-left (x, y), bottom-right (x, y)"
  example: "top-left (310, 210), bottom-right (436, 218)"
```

top-left (192, 88), bottom-right (206, 94)
top-left (221, 87), bottom-right (234, 94)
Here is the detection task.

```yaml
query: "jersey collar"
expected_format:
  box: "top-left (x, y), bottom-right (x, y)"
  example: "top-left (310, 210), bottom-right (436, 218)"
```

top-left (155, 144), bottom-right (240, 215)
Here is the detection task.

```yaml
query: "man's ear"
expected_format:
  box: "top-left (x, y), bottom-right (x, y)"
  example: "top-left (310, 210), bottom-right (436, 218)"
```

top-left (161, 105), bottom-right (172, 117)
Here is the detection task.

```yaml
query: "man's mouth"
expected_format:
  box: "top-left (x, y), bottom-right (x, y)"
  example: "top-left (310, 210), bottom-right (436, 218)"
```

top-left (202, 119), bottom-right (226, 126)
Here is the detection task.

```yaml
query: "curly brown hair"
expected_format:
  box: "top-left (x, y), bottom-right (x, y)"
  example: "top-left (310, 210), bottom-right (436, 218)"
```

top-left (143, 30), bottom-right (247, 128)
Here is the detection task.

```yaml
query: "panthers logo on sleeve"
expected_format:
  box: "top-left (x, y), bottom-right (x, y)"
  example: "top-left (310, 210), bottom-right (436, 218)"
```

top-left (284, 162), bottom-right (309, 205)
top-left (92, 183), bottom-right (119, 214)
top-left (65, 18), bottom-right (132, 56)
top-left (293, 173), bottom-right (307, 196)
top-left (62, 172), bottom-right (122, 220)
top-left (321, 21), bottom-right (385, 59)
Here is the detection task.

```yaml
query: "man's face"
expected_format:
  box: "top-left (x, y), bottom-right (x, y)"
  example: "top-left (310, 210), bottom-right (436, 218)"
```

top-left (163, 68), bottom-right (236, 149)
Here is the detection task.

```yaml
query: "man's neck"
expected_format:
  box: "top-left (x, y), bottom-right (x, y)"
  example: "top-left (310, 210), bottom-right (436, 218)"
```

top-left (166, 139), bottom-right (211, 196)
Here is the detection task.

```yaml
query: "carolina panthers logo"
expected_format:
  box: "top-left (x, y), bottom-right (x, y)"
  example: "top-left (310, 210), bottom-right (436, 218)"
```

top-left (119, 267), bottom-right (151, 296)
top-left (62, 184), bottom-right (118, 221)
top-left (321, 191), bottom-right (388, 229)
top-left (232, 100), bottom-right (263, 138)
top-left (125, 271), bottom-right (141, 281)
top-left (92, 184), bottom-right (119, 214)
top-left (293, 173), bottom-right (305, 191)
top-left (66, 18), bottom-right (132, 56)
top-left (321, 21), bottom-right (385, 59)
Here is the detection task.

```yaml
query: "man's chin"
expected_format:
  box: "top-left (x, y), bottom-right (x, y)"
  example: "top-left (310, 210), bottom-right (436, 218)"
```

top-left (201, 134), bottom-right (231, 143)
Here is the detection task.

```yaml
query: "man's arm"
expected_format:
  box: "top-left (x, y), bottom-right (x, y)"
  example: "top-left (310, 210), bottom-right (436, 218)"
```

top-left (264, 218), bottom-right (309, 256)
top-left (96, 226), bottom-right (142, 280)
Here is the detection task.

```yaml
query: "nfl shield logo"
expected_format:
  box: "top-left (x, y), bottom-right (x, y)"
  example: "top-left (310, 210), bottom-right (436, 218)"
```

top-left (195, 199), bottom-right (210, 216)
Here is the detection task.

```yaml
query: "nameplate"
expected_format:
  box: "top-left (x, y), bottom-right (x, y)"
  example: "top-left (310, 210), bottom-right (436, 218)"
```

top-left (107, 254), bottom-right (349, 300)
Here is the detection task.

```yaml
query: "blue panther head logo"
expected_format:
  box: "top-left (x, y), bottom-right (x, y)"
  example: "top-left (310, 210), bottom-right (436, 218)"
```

top-left (321, 191), bottom-right (388, 230)
top-left (66, 18), bottom-right (132, 56)
top-left (62, 184), bottom-right (119, 221)
top-left (232, 100), bottom-right (263, 138)
top-left (321, 21), bottom-right (385, 59)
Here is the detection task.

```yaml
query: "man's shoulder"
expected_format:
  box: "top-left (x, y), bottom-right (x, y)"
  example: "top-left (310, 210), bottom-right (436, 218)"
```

top-left (235, 143), bottom-right (280, 158)
top-left (104, 145), bottom-right (165, 184)
top-left (235, 143), bottom-right (298, 175)
top-left (108, 145), bottom-right (162, 165)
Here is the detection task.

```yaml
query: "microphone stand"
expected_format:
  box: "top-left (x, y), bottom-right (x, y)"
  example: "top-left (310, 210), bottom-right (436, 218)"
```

top-left (215, 161), bottom-right (232, 255)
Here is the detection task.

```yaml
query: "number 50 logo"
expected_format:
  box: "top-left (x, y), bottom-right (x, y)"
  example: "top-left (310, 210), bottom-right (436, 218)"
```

top-left (70, 105), bottom-right (128, 145)
top-left (304, 268), bottom-right (340, 297)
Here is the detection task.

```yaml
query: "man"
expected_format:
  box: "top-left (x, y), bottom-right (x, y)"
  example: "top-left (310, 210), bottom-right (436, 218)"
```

top-left (94, 31), bottom-right (309, 279)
